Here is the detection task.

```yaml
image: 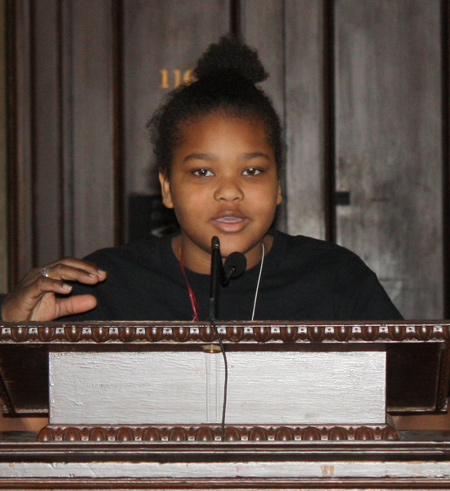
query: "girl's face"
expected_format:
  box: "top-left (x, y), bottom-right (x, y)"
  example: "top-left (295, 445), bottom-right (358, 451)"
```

top-left (159, 113), bottom-right (282, 274)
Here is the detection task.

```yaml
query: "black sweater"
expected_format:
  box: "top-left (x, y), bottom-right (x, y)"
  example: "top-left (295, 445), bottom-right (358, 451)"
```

top-left (26, 230), bottom-right (402, 322)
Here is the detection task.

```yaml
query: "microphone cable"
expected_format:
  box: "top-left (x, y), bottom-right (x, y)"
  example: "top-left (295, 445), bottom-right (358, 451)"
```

top-left (210, 318), bottom-right (228, 442)
top-left (208, 236), bottom-right (246, 442)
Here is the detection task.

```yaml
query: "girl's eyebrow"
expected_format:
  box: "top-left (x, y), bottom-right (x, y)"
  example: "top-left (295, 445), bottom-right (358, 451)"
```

top-left (183, 153), bottom-right (215, 162)
top-left (242, 152), bottom-right (272, 161)
top-left (184, 151), bottom-right (272, 163)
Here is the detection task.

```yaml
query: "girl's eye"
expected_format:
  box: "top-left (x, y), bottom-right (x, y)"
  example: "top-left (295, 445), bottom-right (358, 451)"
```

top-left (243, 167), bottom-right (262, 176)
top-left (192, 168), bottom-right (213, 177)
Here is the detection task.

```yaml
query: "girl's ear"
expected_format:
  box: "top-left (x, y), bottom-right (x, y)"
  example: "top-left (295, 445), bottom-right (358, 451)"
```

top-left (159, 171), bottom-right (174, 209)
top-left (277, 181), bottom-right (283, 205)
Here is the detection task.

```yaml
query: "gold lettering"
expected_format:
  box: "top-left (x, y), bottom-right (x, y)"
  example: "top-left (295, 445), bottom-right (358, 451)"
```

top-left (160, 69), bottom-right (196, 89)
top-left (174, 70), bottom-right (182, 87)
top-left (183, 69), bottom-right (195, 85)
top-left (160, 69), bottom-right (170, 89)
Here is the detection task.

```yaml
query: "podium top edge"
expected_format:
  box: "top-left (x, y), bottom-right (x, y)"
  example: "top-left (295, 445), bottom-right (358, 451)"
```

top-left (0, 321), bottom-right (449, 345)
top-left (1, 320), bottom-right (450, 327)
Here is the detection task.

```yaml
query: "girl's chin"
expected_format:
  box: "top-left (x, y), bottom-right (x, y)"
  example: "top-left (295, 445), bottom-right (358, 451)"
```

top-left (178, 231), bottom-right (267, 257)
top-left (218, 239), bottom-right (265, 259)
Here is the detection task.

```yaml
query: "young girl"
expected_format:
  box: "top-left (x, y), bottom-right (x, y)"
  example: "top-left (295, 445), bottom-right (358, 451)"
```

top-left (0, 37), bottom-right (402, 322)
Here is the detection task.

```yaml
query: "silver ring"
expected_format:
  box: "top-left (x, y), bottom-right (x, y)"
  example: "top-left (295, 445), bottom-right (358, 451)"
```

top-left (41, 266), bottom-right (50, 278)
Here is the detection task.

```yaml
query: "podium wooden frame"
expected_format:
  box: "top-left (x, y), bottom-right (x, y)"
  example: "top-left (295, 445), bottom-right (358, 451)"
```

top-left (1, 321), bottom-right (450, 489)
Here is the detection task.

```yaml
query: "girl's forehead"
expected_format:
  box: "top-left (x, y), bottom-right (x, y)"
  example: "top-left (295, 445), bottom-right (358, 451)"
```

top-left (176, 113), bottom-right (271, 145)
top-left (165, 111), bottom-right (281, 177)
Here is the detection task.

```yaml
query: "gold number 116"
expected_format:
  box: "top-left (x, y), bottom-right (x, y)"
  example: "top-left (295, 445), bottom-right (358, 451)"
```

top-left (160, 69), bottom-right (194, 89)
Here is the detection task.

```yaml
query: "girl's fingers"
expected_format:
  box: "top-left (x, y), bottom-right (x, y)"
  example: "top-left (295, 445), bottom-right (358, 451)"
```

top-left (1, 257), bottom-right (106, 322)
top-left (34, 259), bottom-right (106, 284)
top-left (55, 294), bottom-right (98, 319)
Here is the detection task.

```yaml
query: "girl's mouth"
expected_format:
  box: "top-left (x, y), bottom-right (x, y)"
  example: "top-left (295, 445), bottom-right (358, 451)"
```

top-left (214, 216), bottom-right (245, 223)
top-left (212, 215), bottom-right (248, 232)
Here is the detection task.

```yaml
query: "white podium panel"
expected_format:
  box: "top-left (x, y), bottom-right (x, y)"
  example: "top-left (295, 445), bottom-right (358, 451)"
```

top-left (49, 350), bottom-right (386, 425)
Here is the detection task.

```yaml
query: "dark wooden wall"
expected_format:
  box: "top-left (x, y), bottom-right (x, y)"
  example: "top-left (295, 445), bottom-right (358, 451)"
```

top-left (0, 0), bottom-right (7, 294)
top-left (5, 0), bottom-right (449, 319)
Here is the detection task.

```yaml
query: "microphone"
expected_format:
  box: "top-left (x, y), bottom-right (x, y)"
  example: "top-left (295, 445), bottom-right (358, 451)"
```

top-left (209, 236), bottom-right (222, 321)
top-left (222, 252), bottom-right (246, 286)
top-left (207, 237), bottom-right (247, 442)
top-left (208, 236), bottom-right (247, 320)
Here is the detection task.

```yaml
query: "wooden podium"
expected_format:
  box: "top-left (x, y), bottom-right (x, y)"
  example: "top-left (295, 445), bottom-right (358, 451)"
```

top-left (1, 321), bottom-right (450, 489)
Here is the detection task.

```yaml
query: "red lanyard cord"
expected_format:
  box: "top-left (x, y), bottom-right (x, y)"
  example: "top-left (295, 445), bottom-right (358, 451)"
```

top-left (179, 248), bottom-right (200, 321)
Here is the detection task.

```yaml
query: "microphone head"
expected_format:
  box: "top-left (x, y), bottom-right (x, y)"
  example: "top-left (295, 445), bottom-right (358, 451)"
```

top-left (212, 236), bottom-right (220, 250)
top-left (223, 252), bottom-right (247, 280)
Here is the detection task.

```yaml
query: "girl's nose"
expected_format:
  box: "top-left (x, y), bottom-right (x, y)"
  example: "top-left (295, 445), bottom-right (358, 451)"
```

top-left (214, 177), bottom-right (244, 202)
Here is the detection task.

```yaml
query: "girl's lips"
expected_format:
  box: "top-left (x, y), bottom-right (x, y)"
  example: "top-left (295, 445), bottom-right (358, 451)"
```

top-left (212, 215), bottom-right (248, 232)
top-left (214, 216), bottom-right (245, 223)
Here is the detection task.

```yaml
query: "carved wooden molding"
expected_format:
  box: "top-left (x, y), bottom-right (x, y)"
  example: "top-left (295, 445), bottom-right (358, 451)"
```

top-left (1, 321), bottom-right (449, 345)
top-left (38, 424), bottom-right (399, 443)
top-left (3, 476), bottom-right (450, 490)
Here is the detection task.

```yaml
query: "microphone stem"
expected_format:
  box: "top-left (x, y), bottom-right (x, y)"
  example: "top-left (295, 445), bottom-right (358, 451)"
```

top-left (209, 237), bottom-right (221, 321)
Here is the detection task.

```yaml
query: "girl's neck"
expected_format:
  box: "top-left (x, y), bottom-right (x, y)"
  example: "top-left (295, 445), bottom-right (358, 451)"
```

top-left (171, 234), bottom-right (273, 274)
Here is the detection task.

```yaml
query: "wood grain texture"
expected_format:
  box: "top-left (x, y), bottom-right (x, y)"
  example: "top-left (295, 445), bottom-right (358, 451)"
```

top-left (334, 0), bottom-right (443, 319)
top-left (122, 0), bottom-right (230, 238)
top-left (60, 0), bottom-right (74, 256)
top-left (445, 0), bottom-right (450, 320)
top-left (32, 0), bottom-right (63, 264)
top-left (71, 0), bottom-right (116, 257)
top-left (240, 0), bottom-right (285, 119)
top-left (240, 0), bottom-right (287, 230)
top-left (10, 0), bottom-right (34, 281)
top-left (49, 351), bottom-right (386, 425)
top-left (0, 0), bottom-right (7, 291)
top-left (285, 0), bottom-right (327, 239)
top-left (1, 455), bottom-right (450, 485)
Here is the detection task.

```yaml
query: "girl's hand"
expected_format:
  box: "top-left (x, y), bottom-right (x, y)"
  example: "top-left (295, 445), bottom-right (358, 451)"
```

top-left (1, 258), bottom-right (107, 322)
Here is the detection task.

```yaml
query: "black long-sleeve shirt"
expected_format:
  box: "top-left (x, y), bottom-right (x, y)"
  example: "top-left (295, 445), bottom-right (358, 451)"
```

top-left (21, 230), bottom-right (402, 322)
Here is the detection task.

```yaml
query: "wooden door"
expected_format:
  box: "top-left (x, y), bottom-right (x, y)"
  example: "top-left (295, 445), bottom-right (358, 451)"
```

top-left (333, 1), bottom-right (444, 318)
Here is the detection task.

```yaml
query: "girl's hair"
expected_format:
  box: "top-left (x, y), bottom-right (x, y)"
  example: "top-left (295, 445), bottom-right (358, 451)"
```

top-left (149, 36), bottom-right (285, 177)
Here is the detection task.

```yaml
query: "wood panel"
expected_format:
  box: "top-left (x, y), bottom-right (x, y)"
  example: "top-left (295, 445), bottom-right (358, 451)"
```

top-left (49, 350), bottom-right (386, 425)
top-left (241, 1), bottom-right (327, 239)
top-left (8, 0), bottom-right (118, 273)
top-left (122, 0), bottom-right (230, 239)
top-left (284, 0), bottom-right (327, 239)
top-left (445, 0), bottom-right (450, 320)
top-left (32, 0), bottom-right (63, 265)
top-left (70, 0), bottom-right (117, 258)
top-left (334, 0), bottom-right (443, 319)
top-left (9, 0), bottom-right (34, 283)
top-left (240, 0), bottom-right (287, 230)
top-left (240, 0), bottom-right (285, 120)
top-left (60, 0), bottom-right (74, 256)
top-left (2, 446), bottom-right (450, 490)
top-left (0, 0), bottom-right (7, 292)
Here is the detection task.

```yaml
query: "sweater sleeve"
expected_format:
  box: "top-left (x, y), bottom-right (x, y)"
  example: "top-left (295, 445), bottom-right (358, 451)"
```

top-left (334, 253), bottom-right (403, 321)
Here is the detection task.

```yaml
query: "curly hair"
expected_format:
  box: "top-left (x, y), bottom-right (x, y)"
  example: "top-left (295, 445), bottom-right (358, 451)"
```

top-left (149, 36), bottom-right (285, 177)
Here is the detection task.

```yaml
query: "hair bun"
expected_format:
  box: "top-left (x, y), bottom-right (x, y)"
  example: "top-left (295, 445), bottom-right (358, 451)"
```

top-left (194, 36), bottom-right (268, 85)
